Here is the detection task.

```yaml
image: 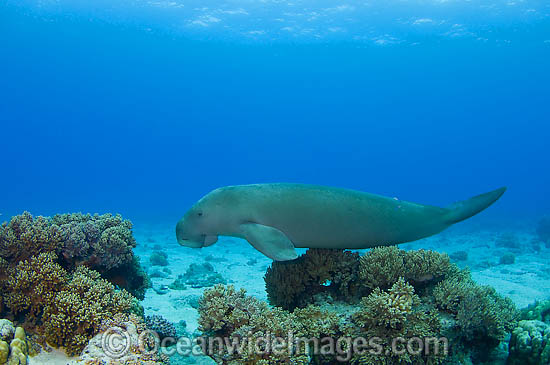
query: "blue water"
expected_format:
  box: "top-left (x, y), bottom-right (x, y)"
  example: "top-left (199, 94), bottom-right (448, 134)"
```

top-left (1, 0), bottom-right (549, 227)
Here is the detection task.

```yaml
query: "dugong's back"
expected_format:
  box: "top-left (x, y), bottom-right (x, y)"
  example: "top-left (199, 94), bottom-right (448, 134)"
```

top-left (239, 183), bottom-right (451, 249)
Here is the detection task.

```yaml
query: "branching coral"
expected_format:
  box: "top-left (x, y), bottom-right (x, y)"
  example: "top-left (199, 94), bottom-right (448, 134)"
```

top-left (0, 212), bottom-right (62, 263)
top-left (358, 246), bottom-right (406, 290)
top-left (53, 213), bottom-right (137, 271)
top-left (404, 249), bottom-right (451, 285)
top-left (434, 267), bottom-right (518, 349)
top-left (198, 285), bottom-right (352, 364)
top-left (41, 266), bottom-right (138, 355)
top-left (0, 212), bottom-right (148, 301)
top-left (198, 285), bottom-right (269, 335)
top-left (4, 252), bottom-right (67, 319)
top-left (358, 247), bottom-right (451, 291)
top-left (352, 278), bottom-right (416, 330)
top-left (349, 278), bottom-right (443, 364)
top-left (201, 242), bottom-right (520, 365)
top-left (264, 249), bottom-right (361, 310)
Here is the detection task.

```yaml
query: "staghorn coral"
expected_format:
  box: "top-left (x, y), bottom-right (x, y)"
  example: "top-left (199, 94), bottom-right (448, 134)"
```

top-left (42, 266), bottom-right (138, 355)
top-left (507, 320), bottom-right (550, 365)
top-left (265, 248), bottom-right (360, 310)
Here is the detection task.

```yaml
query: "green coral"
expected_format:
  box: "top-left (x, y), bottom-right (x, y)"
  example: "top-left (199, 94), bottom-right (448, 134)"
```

top-left (0, 321), bottom-right (28, 365)
top-left (521, 299), bottom-right (550, 323)
top-left (42, 266), bottom-right (138, 355)
top-left (358, 247), bottom-right (450, 290)
top-left (508, 320), bottom-right (550, 365)
top-left (3, 252), bottom-right (67, 319)
top-left (265, 248), bottom-right (361, 310)
top-left (198, 285), bottom-right (312, 364)
top-left (349, 278), bottom-right (443, 365)
top-left (198, 282), bottom-right (445, 365)
top-left (434, 267), bottom-right (518, 348)
top-left (150, 251), bottom-right (169, 266)
top-left (0, 211), bottom-right (147, 357)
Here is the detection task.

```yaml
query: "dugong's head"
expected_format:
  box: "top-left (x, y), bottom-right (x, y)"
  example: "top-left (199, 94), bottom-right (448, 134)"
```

top-left (176, 189), bottom-right (229, 248)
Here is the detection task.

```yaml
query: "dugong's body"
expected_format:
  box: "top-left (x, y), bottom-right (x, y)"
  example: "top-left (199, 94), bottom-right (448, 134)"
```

top-left (176, 184), bottom-right (505, 261)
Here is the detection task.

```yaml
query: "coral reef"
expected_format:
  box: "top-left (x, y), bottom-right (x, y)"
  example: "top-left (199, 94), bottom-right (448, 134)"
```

top-left (433, 267), bottom-right (518, 351)
top-left (449, 250), bottom-right (468, 262)
top-left (182, 263), bottom-right (225, 288)
top-left (3, 252), bottom-right (67, 319)
top-left (257, 248), bottom-right (519, 363)
top-left (358, 247), bottom-right (451, 290)
top-left (348, 278), bottom-right (443, 364)
top-left (77, 313), bottom-right (167, 364)
top-left (495, 232), bottom-right (520, 249)
top-left (0, 211), bottom-right (149, 357)
top-left (508, 320), bottom-right (550, 365)
top-left (145, 315), bottom-right (177, 340)
top-left (521, 299), bottom-right (550, 323)
top-left (198, 284), bottom-right (327, 364)
top-left (42, 266), bottom-right (138, 355)
top-left (537, 216), bottom-right (550, 247)
top-left (0, 212), bottom-right (149, 300)
top-left (0, 212), bottom-right (62, 263)
top-left (500, 252), bottom-right (516, 265)
top-left (0, 319), bottom-right (28, 365)
top-left (198, 282), bottom-right (444, 364)
top-left (265, 248), bottom-right (361, 310)
top-left (150, 251), bottom-right (169, 267)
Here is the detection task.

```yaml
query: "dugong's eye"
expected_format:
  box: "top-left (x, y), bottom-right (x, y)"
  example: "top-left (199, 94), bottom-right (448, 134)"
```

top-left (197, 212), bottom-right (203, 217)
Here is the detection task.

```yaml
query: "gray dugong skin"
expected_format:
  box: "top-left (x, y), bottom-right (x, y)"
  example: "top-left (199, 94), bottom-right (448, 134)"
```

top-left (176, 183), bottom-right (506, 261)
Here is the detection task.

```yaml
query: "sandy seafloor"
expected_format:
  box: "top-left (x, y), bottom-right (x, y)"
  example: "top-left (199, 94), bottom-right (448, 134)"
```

top-left (30, 222), bottom-right (550, 364)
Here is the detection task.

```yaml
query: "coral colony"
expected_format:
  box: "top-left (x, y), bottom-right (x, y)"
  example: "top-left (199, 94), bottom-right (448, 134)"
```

top-left (0, 212), bottom-right (550, 364)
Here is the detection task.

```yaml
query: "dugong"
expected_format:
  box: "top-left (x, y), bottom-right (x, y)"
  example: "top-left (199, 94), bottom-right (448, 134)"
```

top-left (176, 184), bottom-right (505, 261)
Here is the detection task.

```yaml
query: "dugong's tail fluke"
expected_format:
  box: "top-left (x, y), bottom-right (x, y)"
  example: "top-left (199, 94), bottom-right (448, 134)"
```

top-left (444, 187), bottom-right (507, 224)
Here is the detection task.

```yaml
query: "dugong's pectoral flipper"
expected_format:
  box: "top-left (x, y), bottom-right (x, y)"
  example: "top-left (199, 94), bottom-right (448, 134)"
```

top-left (240, 223), bottom-right (298, 261)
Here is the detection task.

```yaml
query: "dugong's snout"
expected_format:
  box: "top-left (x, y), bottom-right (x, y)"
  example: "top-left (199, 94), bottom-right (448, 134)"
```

top-left (176, 219), bottom-right (204, 248)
